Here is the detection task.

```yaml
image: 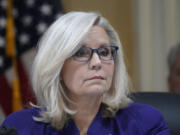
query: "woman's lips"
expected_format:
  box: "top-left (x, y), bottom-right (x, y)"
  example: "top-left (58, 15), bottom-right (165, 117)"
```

top-left (88, 76), bottom-right (104, 80)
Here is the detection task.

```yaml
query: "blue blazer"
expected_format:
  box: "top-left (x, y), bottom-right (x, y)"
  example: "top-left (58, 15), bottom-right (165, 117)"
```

top-left (1, 103), bottom-right (170, 135)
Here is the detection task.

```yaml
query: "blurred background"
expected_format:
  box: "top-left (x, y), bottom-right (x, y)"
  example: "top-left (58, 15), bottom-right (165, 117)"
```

top-left (0, 0), bottom-right (180, 123)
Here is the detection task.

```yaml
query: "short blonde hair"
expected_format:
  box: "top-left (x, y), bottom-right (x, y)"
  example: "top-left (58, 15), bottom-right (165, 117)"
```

top-left (32, 11), bottom-right (132, 129)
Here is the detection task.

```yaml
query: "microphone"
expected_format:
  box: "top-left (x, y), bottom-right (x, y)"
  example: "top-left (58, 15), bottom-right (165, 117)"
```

top-left (0, 126), bottom-right (18, 135)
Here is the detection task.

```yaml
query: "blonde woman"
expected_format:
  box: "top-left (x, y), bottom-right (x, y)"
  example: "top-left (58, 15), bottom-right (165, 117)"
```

top-left (1, 11), bottom-right (170, 135)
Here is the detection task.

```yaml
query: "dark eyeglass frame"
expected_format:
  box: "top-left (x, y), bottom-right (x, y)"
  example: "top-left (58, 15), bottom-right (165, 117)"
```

top-left (72, 45), bottom-right (119, 62)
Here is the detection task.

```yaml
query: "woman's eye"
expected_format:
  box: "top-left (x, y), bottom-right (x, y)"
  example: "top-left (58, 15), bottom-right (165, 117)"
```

top-left (99, 48), bottom-right (110, 56)
top-left (75, 48), bottom-right (89, 57)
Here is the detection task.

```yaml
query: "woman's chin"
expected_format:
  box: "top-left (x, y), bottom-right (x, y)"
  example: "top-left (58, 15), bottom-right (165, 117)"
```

top-left (82, 86), bottom-right (108, 96)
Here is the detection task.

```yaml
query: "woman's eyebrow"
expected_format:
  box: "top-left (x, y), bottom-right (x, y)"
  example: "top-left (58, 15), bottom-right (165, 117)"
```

top-left (100, 44), bottom-right (111, 47)
top-left (79, 43), bottom-right (110, 49)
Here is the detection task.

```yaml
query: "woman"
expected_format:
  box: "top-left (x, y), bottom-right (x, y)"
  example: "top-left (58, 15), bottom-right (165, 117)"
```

top-left (1, 11), bottom-right (169, 135)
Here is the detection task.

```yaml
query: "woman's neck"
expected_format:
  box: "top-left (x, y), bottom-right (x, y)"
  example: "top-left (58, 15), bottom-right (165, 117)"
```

top-left (70, 96), bottom-right (102, 135)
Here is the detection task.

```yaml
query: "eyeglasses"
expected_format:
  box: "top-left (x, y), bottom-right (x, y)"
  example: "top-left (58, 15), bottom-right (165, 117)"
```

top-left (72, 45), bottom-right (119, 62)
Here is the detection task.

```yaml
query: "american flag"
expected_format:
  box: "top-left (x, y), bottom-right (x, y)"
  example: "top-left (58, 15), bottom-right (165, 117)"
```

top-left (0, 0), bottom-right (64, 123)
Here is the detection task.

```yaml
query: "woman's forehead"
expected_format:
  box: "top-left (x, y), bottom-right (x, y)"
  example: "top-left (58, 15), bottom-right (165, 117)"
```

top-left (82, 26), bottom-right (110, 48)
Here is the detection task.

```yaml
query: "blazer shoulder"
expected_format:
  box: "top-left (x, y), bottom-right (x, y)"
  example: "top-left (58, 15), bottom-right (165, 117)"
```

top-left (1, 108), bottom-right (59, 135)
top-left (1, 108), bottom-right (40, 129)
top-left (116, 103), bottom-right (170, 134)
top-left (125, 103), bottom-right (162, 120)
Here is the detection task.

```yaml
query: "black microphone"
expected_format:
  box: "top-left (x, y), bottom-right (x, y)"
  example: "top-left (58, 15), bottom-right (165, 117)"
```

top-left (0, 126), bottom-right (18, 135)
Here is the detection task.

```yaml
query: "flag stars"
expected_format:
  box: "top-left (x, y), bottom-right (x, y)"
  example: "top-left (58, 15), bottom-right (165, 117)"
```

top-left (22, 16), bottom-right (33, 26)
top-left (0, 0), bottom-right (7, 9)
top-left (55, 13), bottom-right (63, 19)
top-left (26, 0), bottom-right (35, 7)
top-left (13, 8), bottom-right (19, 18)
top-left (19, 34), bottom-right (30, 45)
top-left (0, 36), bottom-right (5, 47)
top-left (37, 23), bottom-right (47, 34)
top-left (0, 56), bottom-right (3, 67)
top-left (0, 17), bottom-right (6, 28)
top-left (40, 4), bottom-right (52, 15)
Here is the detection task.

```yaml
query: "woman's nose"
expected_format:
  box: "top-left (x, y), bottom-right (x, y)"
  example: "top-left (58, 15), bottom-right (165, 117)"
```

top-left (88, 52), bottom-right (102, 70)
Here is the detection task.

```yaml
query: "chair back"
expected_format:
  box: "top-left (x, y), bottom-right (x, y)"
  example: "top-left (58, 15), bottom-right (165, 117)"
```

top-left (131, 92), bottom-right (180, 135)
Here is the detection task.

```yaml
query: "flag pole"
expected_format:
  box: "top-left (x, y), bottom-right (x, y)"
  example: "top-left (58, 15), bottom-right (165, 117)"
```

top-left (6, 0), bottom-right (22, 112)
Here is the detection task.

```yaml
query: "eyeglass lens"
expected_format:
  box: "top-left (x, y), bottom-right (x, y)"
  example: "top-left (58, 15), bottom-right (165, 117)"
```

top-left (73, 46), bottom-right (118, 62)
